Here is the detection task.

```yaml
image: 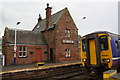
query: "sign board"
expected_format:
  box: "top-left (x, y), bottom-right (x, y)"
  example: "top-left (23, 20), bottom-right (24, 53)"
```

top-left (62, 40), bottom-right (74, 44)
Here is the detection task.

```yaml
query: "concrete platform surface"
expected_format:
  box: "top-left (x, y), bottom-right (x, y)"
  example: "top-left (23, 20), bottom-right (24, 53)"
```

top-left (1, 60), bottom-right (81, 73)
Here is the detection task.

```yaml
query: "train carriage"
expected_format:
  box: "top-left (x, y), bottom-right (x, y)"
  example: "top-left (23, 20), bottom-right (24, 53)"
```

top-left (81, 31), bottom-right (120, 75)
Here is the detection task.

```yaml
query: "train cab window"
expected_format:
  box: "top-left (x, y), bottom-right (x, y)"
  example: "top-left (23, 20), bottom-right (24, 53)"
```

top-left (99, 35), bottom-right (108, 51)
top-left (82, 39), bottom-right (86, 52)
top-left (115, 41), bottom-right (119, 49)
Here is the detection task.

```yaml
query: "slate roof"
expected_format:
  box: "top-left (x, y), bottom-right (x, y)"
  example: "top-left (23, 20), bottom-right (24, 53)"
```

top-left (33, 8), bottom-right (64, 31)
top-left (7, 28), bottom-right (47, 45)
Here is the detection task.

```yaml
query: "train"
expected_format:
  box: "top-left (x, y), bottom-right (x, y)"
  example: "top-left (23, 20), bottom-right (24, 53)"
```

top-left (81, 31), bottom-right (120, 75)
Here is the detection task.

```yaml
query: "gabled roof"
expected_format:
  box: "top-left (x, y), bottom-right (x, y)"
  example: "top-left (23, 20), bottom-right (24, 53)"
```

top-left (33, 8), bottom-right (64, 31)
top-left (7, 28), bottom-right (47, 45)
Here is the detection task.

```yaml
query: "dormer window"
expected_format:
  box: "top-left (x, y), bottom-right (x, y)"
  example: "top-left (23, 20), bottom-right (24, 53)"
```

top-left (65, 29), bottom-right (70, 37)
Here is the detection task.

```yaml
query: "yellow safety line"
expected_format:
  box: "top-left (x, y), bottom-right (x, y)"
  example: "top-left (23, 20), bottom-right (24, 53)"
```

top-left (0, 62), bottom-right (81, 74)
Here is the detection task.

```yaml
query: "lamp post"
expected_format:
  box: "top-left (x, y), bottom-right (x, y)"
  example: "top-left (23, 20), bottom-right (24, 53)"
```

top-left (81, 17), bottom-right (86, 35)
top-left (80, 17), bottom-right (86, 62)
top-left (14, 22), bottom-right (21, 65)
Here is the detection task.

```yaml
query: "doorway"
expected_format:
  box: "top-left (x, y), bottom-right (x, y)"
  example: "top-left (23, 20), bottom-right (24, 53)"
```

top-left (89, 39), bottom-right (97, 65)
top-left (50, 48), bottom-right (54, 62)
top-left (36, 48), bottom-right (42, 62)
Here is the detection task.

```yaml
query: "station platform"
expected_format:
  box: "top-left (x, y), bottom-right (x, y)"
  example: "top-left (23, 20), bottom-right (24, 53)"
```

top-left (1, 60), bottom-right (81, 74)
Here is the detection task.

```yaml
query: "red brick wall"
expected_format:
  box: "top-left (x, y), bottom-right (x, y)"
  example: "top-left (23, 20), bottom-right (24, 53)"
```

top-left (2, 27), bottom-right (14, 65)
top-left (54, 8), bottom-right (79, 62)
top-left (43, 8), bottom-right (79, 63)
top-left (3, 45), bottom-right (48, 65)
top-left (43, 28), bottom-right (56, 62)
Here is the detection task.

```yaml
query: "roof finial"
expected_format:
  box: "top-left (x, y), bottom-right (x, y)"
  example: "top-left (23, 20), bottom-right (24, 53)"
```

top-left (38, 14), bottom-right (42, 21)
top-left (47, 3), bottom-right (49, 7)
top-left (39, 14), bottom-right (42, 19)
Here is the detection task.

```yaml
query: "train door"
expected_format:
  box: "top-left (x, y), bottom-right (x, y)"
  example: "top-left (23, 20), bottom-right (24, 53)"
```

top-left (86, 35), bottom-right (100, 66)
top-left (89, 39), bottom-right (97, 65)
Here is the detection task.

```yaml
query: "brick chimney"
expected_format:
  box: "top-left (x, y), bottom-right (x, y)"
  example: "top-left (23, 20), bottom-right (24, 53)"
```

top-left (45, 3), bottom-right (52, 29)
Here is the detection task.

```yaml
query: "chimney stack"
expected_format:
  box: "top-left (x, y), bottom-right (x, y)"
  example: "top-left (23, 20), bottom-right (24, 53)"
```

top-left (45, 3), bottom-right (52, 29)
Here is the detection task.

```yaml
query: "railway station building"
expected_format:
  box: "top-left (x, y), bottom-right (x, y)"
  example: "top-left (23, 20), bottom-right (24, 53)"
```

top-left (2, 4), bottom-right (80, 65)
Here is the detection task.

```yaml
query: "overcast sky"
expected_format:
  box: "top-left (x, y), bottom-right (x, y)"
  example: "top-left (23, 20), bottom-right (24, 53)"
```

top-left (0, 0), bottom-right (119, 38)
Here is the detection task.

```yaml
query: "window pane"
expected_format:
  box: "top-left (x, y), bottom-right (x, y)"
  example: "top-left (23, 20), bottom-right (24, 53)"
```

top-left (68, 49), bottom-right (70, 57)
top-left (65, 49), bottom-right (68, 57)
top-left (23, 52), bottom-right (26, 56)
top-left (68, 30), bottom-right (70, 37)
top-left (19, 46), bottom-right (22, 51)
top-left (19, 52), bottom-right (22, 56)
top-left (100, 35), bottom-right (108, 50)
top-left (23, 47), bottom-right (26, 51)
top-left (65, 29), bottom-right (70, 37)
top-left (65, 30), bottom-right (67, 37)
top-left (65, 49), bottom-right (70, 57)
top-left (100, 43), bottom-right (104, 50)
top-left (82, 39), bottom-right (86, 52)
top-left (115, 41), bottom-right (119, 49)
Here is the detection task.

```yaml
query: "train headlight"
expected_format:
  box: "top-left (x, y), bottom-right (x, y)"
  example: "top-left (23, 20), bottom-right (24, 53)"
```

top-left (82, 58), bottom-right (87, 62)
top-left (102, 59), bottom-right (110, 63)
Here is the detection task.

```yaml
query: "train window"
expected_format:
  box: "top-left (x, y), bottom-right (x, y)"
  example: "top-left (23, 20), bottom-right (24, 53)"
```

top-left (82, 39), bottom-right (86, 52)
top-left (99, 35), bottom-right (108, 51)
top-left (115, 41), bottom-right (119, 49)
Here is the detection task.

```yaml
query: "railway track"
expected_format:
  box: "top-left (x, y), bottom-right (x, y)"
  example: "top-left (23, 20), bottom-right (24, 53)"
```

top-left (31, 64), bottom-right (85, 80)
top-left (2, 63), bottom-right (102, 80)
top-left (27, 66), bottom-right (102, 80)
top-left (47, 69), bottom-right (84, 80)
top-left (47, 70), bottom-right (102, 80)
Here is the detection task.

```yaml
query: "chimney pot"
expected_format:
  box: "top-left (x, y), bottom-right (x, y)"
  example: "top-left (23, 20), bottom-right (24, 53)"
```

top-left (47, 3), bottom-right (49, 7)
top-left (45, 3), bottom-right (52, 30)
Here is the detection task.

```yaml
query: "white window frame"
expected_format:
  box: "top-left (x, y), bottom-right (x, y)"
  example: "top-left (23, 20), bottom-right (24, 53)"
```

top-left (65, 29), bottom-right (70, 37)
top-left (65, 49), bottom-right (70, 57)
top-left (19, 46), bottom-right (27, 57)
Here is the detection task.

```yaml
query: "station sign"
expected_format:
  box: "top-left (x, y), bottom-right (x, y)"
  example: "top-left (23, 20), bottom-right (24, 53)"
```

top-left (62, 40), bottom-right (74, 44)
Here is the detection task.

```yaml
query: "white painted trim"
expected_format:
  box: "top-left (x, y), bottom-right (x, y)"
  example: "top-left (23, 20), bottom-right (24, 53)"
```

top-left (112, 57), bottom-right (120, 60)
top-left (19, 46), bottom-right (27, 57)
